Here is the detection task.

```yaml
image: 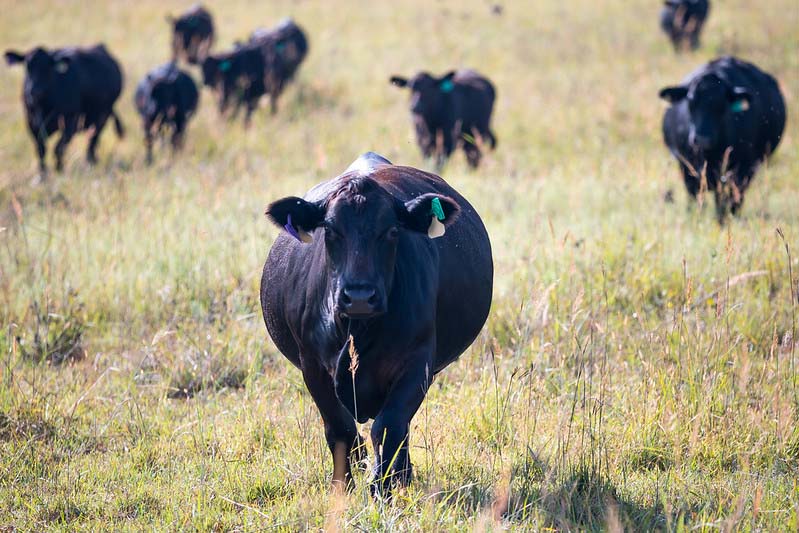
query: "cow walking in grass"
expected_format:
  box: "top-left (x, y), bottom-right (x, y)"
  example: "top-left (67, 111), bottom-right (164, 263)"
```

top-left (659, 56), bottom-right (786, 221)
top-left (168, 4), bottom-right (215, 65)
top-left (135, 63), bottom-right (199, 164)
top-left (245, 18), bottom-right (308, 114)
top-left (201, 46), bottom-right (266, 126)
top-left (260, 152), bottom-right (493, 496)
top-left (660, 0), bottom-right (710, 52)
top-left (390, 70), bottom-right (497, 170)
top-left (5, 44), bottom-right (124, 176)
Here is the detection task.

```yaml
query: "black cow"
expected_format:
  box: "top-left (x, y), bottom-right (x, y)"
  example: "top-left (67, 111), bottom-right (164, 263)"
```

top-left (134, 63), bottom-right (199, 164)
top-left (246, 18), bottom-right (309, 114)
top-left (659, 56), bottom-right (786, 221)
top-left (390, 69), bottom-right (497, 170)
top-left (660, 0), bottom-right (710, 51)
top-left (261, 152), bottom-right (493, 495)
top-left (168, 4), bottom-right (215, 65)
top-left (4, 44), bottom-right (124, 175)
top-left (201, 46), bottom-right (266, 126)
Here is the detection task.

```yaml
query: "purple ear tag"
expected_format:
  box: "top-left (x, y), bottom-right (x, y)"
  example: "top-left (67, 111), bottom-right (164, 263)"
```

top-left (284, 213), bottom-right (313, 243)
top-left (284, 213), bottom-right (302, 241)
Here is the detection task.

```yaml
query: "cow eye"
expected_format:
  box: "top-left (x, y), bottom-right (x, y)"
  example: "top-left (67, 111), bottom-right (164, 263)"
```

top-left (383, 227), bottom-right (399, 241)
top-left (325, 225), bottom-right (342, 241)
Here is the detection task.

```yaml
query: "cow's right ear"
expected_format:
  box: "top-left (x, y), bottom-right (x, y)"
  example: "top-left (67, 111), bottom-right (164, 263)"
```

top-left (659, 86), bottom-right (688, 103)
top-left (266, 196), bottom-right (326, 244)
top-left (390, 76), bottom-right (407, 88)
top-left (165, 14), bottom-right (175, 25)
top-left (5, 50), bottom-right (25, 66)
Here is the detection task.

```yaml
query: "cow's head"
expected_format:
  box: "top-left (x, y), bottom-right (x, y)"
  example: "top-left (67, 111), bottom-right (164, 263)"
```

top-left (5, 47), bottom-right (70, 104)
top-left (659, 74), bottom-right (752, 151)
top-left (266, 177), bottom-right (460, 319)
top-left (390, 71), bottom-right (456, 118)
top-left (201, 54), bottom-right (238, 111)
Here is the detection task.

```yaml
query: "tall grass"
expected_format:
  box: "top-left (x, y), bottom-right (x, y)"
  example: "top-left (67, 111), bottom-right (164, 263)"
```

top-left (1, 0), bottom-right (797, 530)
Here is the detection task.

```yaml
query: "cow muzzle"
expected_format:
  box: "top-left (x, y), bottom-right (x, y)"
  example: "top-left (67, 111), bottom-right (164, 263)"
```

top-left (338, 285), bottom-right (384, 319)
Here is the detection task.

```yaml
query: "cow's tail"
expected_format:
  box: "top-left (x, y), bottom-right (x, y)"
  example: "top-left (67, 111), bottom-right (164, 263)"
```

top-left (112, 110), bottom-right (125, 138)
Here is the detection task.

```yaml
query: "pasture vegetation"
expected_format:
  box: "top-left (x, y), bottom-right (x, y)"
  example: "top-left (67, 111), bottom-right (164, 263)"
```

top-left (0, 0), bottom-right (797, 530)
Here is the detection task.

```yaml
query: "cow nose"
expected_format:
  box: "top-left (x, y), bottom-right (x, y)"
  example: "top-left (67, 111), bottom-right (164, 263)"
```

top-left (341, 286), bottom-right (379, 317)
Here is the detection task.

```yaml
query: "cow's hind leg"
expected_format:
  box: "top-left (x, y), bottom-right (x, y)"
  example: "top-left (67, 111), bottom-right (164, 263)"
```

top-left (171, 112), bottom-right (187, 153)
top-left (143, 119), bottom-right (155, 165)
top-left (302, 358), bottom-right (364, 491)
top-left (87, 113), bottom-right (111, 165)
top-left (462, 128), bottom-right (482, 169)
top-left (370, 354), bottom-right (432, 497)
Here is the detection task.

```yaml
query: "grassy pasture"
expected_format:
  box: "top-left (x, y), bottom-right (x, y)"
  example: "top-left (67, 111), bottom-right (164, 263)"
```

top-left (0, 0), bottom-right (798, 530)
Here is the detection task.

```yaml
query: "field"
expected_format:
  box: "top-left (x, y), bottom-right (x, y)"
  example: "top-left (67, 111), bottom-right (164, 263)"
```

top-left (1, 0), bottom-right (798, 530)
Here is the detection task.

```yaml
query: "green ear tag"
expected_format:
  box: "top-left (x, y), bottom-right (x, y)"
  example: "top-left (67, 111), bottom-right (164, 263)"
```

top-left (220, 60), bottom-right (231, 72)
top-left (730, 100), bottom-right (748, 113)
top-left (431, 197), bottom-right (445, 221)
top-left (440, 79), bottom-right (454, 93)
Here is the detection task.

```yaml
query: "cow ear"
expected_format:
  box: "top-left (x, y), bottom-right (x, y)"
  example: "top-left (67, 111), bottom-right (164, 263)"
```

top-left (728, 86), bottom-right (752, 113)
top-left (439, 71), bottom-right (456, 93)
top-left (4, 50), bottom-right (25, 66)
top-left (659, 86), bottom-right (688, 103)
top-left (390, 76), bottom-right (407, 88)
top-left (266, 196), bottom-right (326, 244)
top-left (166, 14), bottom-right (175, 25)
top-left (401, 193), bottom-right (460, 239)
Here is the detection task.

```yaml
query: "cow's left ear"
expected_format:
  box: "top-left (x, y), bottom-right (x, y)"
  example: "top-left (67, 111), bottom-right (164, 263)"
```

top-left (266, 196), bottom-right (326, 244)
top-left (4, 50), bottom-right (25, 66)
top-left (390, 76), bottom-right (408, 88)
top-left (659, 85), bottom-right (688, 103)
top-left (401, 193), bottom-right (460, 239)
top-left (728, 86), bottom-right (752, 113)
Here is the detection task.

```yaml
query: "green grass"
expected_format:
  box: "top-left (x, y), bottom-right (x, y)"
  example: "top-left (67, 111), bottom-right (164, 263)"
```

top-left (1, 0), bottom-right (798, 530)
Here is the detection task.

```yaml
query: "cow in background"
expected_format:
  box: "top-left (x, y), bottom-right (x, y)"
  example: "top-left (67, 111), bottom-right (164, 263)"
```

top-left (390, 70), bottom-right (497, 170)
top-left (135, 63), bottom-right (199, 163)
top-left (659, 56), bottom-right (786, 221)
top-left (5, 44), bottom-right (125, 175)
top-left (168, 4), bottom-right (215, 64)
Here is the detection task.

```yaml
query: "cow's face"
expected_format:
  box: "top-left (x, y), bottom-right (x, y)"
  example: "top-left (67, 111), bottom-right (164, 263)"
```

top-left (390, 71), bottom-right (456, 118)
top-left (266, 178), bottom-right (460, 320)
top-left (5, 48), bottom-right (68, 105)
top-left (659, 75), bottom-right (752, 151)
top-left (202, 56), bottom-right (231, 108)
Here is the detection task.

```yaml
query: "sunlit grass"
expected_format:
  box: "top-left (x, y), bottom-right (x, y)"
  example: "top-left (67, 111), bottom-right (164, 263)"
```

top-left (1, 0), bottom-right (797, 530)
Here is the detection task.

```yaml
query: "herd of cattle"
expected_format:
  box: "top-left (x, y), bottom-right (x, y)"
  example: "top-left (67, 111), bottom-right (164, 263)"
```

top-left (3, 1), bottom-right (788, 222)
top-left (3, 1), bottom-right (791, 497)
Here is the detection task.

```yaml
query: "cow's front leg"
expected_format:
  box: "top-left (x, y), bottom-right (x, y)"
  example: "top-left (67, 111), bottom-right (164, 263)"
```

top-left (55, 117), bottom-right (78, 172)
top-left (301, 357), bottom-right (364, 491)
top-left (370, 351), bottom-right (433, 497)
top-left (28, 121), bottom-right (48, 176)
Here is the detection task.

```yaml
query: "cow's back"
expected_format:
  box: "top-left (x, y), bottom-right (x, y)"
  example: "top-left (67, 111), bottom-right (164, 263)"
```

top-left (66, 45), bottom-right (123, 109)
top-left (453, 70), bottom-right (495, 127)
